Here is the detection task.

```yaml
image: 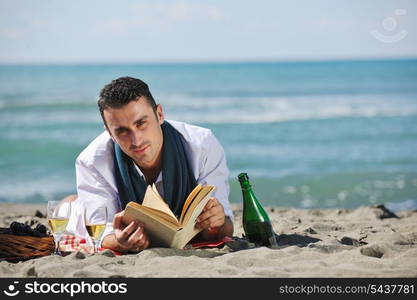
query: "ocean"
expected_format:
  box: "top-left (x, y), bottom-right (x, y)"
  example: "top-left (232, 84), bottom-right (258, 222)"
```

top-left (1, 59), bottom-right (417, 211)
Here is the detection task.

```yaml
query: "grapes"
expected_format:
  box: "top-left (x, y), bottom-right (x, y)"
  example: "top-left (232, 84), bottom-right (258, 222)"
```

top-left (10, 221), bottom-right (25, 235)
top-left (23, 224), bottom-right (32, 235)
top-left (7, 221), bottom-right (49, 237)
top-left (35, 224), bottom-right (47, 235)
top-left (32, 230), bottom-right (42, 237)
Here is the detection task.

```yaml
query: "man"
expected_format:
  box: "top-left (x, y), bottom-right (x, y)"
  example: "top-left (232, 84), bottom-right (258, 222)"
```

top-left (67, 76), bottom-right (233, 253)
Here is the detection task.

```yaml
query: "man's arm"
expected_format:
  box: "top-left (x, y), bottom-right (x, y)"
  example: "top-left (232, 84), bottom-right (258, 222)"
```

top-left (102, 211), bottom-right (149, 253)
top-left (68, 156), bottom-right (150, 253)
top-left (193, 130), bottom-right (234, 240)
top-left (198, 131), bottom-right (234, 220)
top-left (200, 216), bottom-right (234, 241)
top-left (66, 158), bottom-right (120, 245)
top-left (195, 197), bottom-right (234, 241)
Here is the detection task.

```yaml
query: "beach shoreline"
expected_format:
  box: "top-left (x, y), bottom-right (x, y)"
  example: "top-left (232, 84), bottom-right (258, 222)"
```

top-left (1, 203), bottom-right (416, 278)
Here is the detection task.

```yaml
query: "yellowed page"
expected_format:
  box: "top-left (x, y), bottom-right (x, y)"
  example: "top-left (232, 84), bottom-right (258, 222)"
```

top-left (142, 185), bottom-right (178, 222)
top-left (172, 192), bottom-right (213, 249)
top-left (125, 202), bottom-right (179, 228)
top-left (123, 202), bottom-right (179, 247)
top-left (139, 206), bottom-right (179, 227)
top-left (181, 185), bottom-right (215, 226)
top-left (171, 224), bottom-right (201, 249)
top-left (179, 184), bottom-right (203, 223)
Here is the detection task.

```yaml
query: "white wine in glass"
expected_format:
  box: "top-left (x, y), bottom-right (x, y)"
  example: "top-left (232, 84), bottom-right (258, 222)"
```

top-left (84, 206), bottom-right (107, 253)
top-left (86, 224), bottom-right (106, 240)
top-left (47, 201), bottom-right (71, 255)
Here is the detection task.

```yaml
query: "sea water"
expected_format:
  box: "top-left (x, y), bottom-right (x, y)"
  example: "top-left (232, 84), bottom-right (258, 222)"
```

top-left (1, 59), bottom-right (416, 211)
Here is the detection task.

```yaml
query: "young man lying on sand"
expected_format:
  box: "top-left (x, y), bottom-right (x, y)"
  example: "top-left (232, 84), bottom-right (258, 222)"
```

top-left (67, 77), bottom-right (233, 253)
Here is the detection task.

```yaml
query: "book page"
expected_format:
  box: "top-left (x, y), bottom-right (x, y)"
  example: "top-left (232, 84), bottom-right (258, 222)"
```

top-left (123, 202), bottom-right (179, 247)
top-left (179, 184), bottom-right (203, 223)
top-left (142, 185), bottom-right (178, 223)
top-left (140, 206), bottom-right (180, 227)
top-left (173, 189), bottom-right (213, 249)
top-left (171, 222), bottom-right (202, 249)
top-left (125, 201), bottom-right (179, 228)
top-left (181, 185), bottom-right (215, 227)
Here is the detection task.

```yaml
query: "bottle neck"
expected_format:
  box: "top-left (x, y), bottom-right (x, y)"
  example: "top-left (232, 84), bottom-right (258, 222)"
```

top-left (240, 180), bottom-right (270, 222)
top-left (241, 182), bottom-right (258, 205)
top-left (239, 181), bottom-right (252, 191)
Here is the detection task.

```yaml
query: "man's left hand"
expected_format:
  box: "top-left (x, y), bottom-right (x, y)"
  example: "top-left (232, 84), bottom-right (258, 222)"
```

top-left (196, 197), bottom-right (225, 231)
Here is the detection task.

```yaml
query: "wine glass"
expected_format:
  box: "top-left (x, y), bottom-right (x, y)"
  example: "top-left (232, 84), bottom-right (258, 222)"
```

top-left (84, 206), bottom-right (107, 253)
top-left (47, 201), bottom-right (71, 255)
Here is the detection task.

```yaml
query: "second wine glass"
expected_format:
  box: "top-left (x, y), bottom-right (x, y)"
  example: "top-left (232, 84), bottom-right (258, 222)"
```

top-left (84, 206), bottom-right (107, 253)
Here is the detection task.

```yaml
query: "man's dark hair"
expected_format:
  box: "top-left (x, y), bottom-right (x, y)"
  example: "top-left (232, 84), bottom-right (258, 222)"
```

top-left (98, 76), bottom-right (157, 126)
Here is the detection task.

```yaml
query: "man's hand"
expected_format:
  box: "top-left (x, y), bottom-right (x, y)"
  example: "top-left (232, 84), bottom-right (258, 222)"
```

top-left (195, 197), bottom-right (233, 241)
top-left (196, 197), bottom-right (225, 230)
top-left (110, 211), bottom-right (150, 253)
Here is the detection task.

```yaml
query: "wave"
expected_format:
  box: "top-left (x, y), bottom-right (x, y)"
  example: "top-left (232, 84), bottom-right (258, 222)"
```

top-left (0, 96), bottom-right (95, 109)
top-left (163, 93), bottom-right (417, 124)
top-left (228, 172), bottom-right (417, 210)
top-left (0, 176), bottom-right (76, 203)
top-left (1, 92), bottom-right (416, 125)
top-left (186, 87), bottom-right (417, 99)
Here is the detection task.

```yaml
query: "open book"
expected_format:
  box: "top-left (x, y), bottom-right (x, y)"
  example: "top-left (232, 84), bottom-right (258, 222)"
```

top-left (122, 184), bottom-right (215, 249)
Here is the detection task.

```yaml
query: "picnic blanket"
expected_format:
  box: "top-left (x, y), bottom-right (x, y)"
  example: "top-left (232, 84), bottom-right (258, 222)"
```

top-left (59, 235), bottom-right (234, 254)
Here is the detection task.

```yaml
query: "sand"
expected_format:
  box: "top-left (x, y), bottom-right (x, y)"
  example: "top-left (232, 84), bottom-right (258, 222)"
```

top-left (0, 203), bottom-right (416, 278)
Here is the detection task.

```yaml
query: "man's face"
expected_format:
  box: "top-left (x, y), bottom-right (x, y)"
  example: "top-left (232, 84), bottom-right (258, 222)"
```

top-left (104, 97), bottom-right (164, 170)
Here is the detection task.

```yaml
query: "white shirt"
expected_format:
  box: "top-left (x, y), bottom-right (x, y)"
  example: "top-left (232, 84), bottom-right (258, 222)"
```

top-left (67, 120), bottom-right (233, 245)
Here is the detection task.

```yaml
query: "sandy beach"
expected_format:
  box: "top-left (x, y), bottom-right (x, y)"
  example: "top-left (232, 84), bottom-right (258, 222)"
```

top-left (0, 203), bottom-right (416, 278)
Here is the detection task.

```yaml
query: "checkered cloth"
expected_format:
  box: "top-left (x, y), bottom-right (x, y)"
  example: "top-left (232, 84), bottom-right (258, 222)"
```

top-left (59, 235), bottom-right (94, 254)
top-left (59, 235), bottom-right (123, 255)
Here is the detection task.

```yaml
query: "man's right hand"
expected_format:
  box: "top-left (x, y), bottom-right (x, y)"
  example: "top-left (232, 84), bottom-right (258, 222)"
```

top-left (108, 211), bottom-right (150, 253)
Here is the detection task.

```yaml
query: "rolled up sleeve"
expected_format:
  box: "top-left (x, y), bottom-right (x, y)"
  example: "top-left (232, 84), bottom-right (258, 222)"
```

top-left (197, 131), bottom-right (234, 220)
top-left (67, 158), bottom-right (120, 247)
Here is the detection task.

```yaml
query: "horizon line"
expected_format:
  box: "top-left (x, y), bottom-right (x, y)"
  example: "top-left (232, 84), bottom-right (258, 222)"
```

top-left (1, 55), bottom-right (417, 66)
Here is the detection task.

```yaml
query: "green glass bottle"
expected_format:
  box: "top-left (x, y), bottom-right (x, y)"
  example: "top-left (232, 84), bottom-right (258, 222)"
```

top-left (238, 173), bottom-right (278, 247)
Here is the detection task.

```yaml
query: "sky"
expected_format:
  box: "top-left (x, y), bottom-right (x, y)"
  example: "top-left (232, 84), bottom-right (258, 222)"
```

top-left (0, 0), bottom-right (416, 64)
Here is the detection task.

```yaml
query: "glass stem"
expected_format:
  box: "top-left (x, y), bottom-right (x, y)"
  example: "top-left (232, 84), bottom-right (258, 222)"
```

top-left (54, 234), bottom-right (61, 255)
top-left (94, 239), bottom-right (100, 253)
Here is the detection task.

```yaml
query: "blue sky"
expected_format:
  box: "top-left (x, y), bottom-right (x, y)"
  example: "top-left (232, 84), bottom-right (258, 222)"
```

top-left (0, 0), bottom-right (416, 63)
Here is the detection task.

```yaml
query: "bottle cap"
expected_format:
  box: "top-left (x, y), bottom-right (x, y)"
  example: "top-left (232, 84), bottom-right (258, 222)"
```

top-left (238, 173), bottom-right (249, 183)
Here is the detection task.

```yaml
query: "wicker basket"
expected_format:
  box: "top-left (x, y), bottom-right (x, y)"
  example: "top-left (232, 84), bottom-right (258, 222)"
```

top-left (0, 233), bottom-right (54, 262)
